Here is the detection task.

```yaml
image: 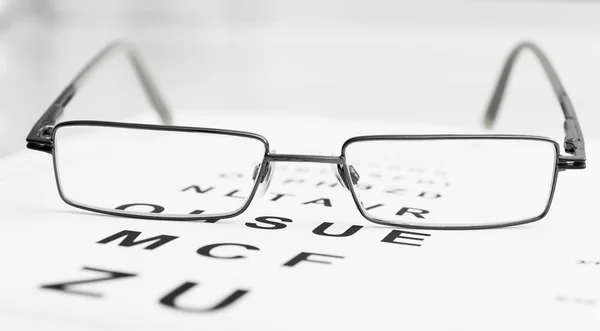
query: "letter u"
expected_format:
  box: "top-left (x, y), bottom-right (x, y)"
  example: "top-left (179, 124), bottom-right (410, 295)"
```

top-left (159, 281), bottom-right (248, 313)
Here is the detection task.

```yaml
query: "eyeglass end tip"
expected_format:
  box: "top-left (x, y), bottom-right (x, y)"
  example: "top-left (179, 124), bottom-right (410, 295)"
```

top-left (483, 116), bottom-right (495, 129)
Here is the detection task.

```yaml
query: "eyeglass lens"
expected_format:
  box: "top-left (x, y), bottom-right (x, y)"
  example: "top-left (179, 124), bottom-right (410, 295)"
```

top-left (53, 125), bottom-right (267, 218)
top-left (344, 138), bottom-right (557, 227)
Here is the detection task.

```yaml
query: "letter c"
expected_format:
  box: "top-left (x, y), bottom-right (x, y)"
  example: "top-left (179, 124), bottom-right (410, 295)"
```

top-left (196, 243), bottom-right (259, 259)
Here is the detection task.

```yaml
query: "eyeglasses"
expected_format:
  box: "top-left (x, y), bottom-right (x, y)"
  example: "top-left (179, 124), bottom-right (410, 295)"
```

top-left (26, 41), bottom-right (586, 230)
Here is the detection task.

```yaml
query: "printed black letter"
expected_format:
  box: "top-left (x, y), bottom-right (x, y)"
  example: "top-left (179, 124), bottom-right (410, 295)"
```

top-left (302, 198), bottom-right (332, 207)
top-left (283, 252), bottom-right (344, 267)
top-left (385, 188), bottom-right (406, 195)
top-left (418, 192), bottom-right (442, 199)
top-left (312, 222), bottom-right (363, 237)
top-left (396, 207), bottom-right (429, 219)
top-left (116, 203), bottom-right (164, 213)
top-left (381, 230), bottom-right (431, 247)
top-left (283, 178), bottom-right (305, 184)
top-left (224, 190), bottom-right (246, 199)
top-left (159, 282), bottom-right (248, 313)
top-left (40, 266), bottom-right (136, 298)
top-left (188, 210), bottom-right (220, 223)
top-left (181, 185), bottom-right (214, 193)
top-left (197, 243), bottom-right (259, 259)
top-left (365, 203), bottom-right (383, 211)
top-left (245, 216), bottom-right (292, 230)
top-left (315, 181), bottom-right (339, 188)
top-left (98, 230), bottom-right (178, 250)
top-left (270, 193), bottom-right (294, 202)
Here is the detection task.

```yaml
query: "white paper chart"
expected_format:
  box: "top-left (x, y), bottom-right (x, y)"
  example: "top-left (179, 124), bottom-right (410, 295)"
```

top-left (0, 113), bottom-right (598, 330)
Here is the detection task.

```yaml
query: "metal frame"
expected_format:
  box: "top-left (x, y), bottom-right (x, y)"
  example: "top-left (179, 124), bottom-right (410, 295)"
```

top-left (26, 40), bottom-right (586, 230)
top-left (341, 134), bottom-right (560, 230)
top-left (484, 42), bottom-right (586, 170)
top-left (26, 41), bottom-right (172, 154)
top-left (51, 120), bottom-right (270, 221)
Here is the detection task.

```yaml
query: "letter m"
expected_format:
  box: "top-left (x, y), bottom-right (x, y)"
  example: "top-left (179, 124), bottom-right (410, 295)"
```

top-left (97, 230), bottom-right (178, 250)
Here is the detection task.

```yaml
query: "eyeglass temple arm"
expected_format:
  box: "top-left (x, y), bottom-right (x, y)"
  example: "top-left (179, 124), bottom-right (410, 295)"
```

top-left (483, 41), bottom-right (586, 167)
top-left (26, 40), bottom-right (173, 153)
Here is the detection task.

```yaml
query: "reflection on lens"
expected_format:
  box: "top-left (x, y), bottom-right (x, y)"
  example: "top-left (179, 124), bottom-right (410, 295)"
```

top-left (344, 138), bottom-right (557, 227)
top-left (53, 125), bottom-right (267, 219)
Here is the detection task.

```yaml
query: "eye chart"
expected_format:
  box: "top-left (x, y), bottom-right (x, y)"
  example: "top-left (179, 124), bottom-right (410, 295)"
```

top-left (0, 114), bottom-right (597, 331)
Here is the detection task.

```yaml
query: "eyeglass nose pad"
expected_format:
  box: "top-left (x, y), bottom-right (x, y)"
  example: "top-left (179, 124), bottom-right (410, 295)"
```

top-left (333, 164), bottom-right (360, 190)
top-left (253, 152), bottom-right (276, 197)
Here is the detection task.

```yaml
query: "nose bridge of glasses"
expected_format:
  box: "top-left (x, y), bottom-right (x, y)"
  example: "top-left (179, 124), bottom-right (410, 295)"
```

top-left (263, 153), bottom-right (345, 165)
top-left (261, 153), bottom-right (361, 191)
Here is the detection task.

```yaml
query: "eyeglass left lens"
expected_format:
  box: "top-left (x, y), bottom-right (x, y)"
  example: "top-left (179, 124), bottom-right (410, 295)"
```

top-left (53, 124), bottom-right (267, 219)
top-left (343, 137), bottom-right (558, 228)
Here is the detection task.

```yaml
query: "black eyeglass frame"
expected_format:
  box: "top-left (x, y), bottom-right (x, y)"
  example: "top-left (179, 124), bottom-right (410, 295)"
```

top-left (26, 41), bottom-right (586, 230)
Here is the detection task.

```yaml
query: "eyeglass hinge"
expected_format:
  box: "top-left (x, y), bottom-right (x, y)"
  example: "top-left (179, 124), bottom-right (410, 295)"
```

top-left (557, 155), bottom-right (586, 170)
top-left (25, 124), bottom-right (54, 154)
top-left (26, 141), bottom-right (53, 154)
top-left (564, 136), bottom-right (582, 154)
top-left (38, 124), bottom-right (54, 139)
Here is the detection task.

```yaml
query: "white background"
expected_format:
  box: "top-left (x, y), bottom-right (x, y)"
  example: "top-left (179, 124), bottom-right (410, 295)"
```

top-left (0, 0), bottom-right (599, 156)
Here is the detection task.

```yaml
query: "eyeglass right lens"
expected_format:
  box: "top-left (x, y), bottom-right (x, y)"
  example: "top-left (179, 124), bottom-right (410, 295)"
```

top-left (343, 138), bottom-right (557, 228)
top-left (53, 124), bottom-right (267, 219)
